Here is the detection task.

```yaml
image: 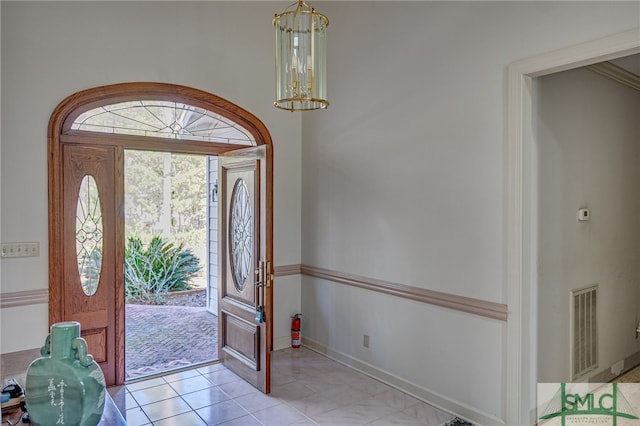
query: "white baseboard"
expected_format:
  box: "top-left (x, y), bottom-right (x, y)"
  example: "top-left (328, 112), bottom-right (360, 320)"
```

top-left (589, 350), bottom-right (640, 383)
top-left (273, 335), bottom-right (291, 351)
top-left (302, 337), bottom-right (505, 426)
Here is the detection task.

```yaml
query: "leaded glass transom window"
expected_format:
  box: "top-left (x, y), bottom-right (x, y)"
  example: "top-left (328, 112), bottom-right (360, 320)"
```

top-left (71, 100), bottom-right (256, 145)
top-left (229, 178), bottom-right (252, 291)
top-left (76, 175), bottom-right (103, 296)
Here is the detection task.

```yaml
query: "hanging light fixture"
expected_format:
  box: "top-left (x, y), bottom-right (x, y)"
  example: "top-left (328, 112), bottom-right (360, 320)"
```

top-left (273, 0), bottom-right (329, 111)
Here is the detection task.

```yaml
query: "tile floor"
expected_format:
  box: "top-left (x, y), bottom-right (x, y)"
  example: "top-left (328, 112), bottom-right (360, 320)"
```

top-left (110, 347), bottom-right (457, 425)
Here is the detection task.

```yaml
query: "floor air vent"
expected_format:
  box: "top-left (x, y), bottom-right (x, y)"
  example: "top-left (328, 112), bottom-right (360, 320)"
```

top-left (572, 285), bottom-right (598, 380)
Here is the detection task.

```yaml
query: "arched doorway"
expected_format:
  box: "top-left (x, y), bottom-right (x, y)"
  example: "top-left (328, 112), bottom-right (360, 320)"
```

top-left (48, 82), bottom-right (273, 389)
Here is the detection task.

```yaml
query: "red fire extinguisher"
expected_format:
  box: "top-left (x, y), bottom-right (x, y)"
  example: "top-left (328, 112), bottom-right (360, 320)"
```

top-left (291, 314), bottom-right (301, 348)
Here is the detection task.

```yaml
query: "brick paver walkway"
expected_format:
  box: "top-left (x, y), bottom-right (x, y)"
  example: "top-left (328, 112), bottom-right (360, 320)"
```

top-left (125, 304), bottom-right (218, 379)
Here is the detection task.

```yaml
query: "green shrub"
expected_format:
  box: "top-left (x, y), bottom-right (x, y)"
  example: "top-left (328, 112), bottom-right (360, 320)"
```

top-left (125, 235), bottom-right (202, 304)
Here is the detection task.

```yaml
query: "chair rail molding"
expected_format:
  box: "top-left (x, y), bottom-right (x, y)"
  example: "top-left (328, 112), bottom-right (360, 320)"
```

top-left (0, 289), bottom-right (49, 309)
top-left (4, 263), bottom-right (507, 321)
top-left (299, 264), bottom-right (507, 321)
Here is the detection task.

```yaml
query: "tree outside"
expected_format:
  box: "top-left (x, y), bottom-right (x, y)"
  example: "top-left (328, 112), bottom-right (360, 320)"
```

top-left (124, 150), bottom-right (208, 302)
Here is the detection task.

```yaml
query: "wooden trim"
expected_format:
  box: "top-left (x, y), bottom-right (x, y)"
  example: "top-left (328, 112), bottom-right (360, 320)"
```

top-left (0, 290), bottom-right (49, 308)
top-left (58, 82), bottom-right (272, 147)
top-left (300, 265), bottom-right (508, 321)
top-left (587, 61), bottom-right (640, 92)
top-left (61, 132), bottom-right (248, 155)
top-left (273, 264), bottom-right (301, 277)
top-left (114, 146), bottom-right (126, 385)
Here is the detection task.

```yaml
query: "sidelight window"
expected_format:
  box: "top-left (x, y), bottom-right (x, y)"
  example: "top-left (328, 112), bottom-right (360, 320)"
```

top-left (76, 175), bottom-right (103, 296)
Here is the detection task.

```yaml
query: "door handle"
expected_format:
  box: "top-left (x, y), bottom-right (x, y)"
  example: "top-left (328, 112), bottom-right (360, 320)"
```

top-left (254, 260), bottom-right (272, 288)
top-left (254, 260), bottom-right (272, 323)
top-left (265, 261), bottom-right (272, 288)
top-left (255, 261), bottom-right (265, 288)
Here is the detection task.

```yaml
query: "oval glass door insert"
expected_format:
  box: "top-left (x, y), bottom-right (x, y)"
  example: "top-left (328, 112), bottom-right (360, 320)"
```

top-left (76, 175), bottom-right (103, 296)
top-left (229, 178), bottom-right (252, 291)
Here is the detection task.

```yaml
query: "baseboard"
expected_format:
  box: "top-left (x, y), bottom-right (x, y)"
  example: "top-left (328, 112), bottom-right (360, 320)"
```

top-left (273, 335), bottom-right (291, 351)
top-left (302, 337), bottom-right (505, 426)
top-left (589, 349), bottom-right (640, 383)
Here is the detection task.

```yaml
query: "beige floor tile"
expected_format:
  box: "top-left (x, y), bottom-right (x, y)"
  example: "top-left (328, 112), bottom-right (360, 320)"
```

top-left (116, 347), bottom-right (459, 426)
top-left (131, 383), bottom-right (179, 406)
top-left (153, 410), bottom-right (207, 426)
top-left (196, 399), bottom-right (250, 425)
top-left (252, 403), bottom-right (307, 426)
top-left (142, 396), bottom-right (193, 422)
top-left (182, 386), bottom-right (231, 410)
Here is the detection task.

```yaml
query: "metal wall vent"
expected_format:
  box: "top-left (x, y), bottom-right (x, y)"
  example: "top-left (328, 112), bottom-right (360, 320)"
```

top-left (571, 285), bottom-right (598, 380)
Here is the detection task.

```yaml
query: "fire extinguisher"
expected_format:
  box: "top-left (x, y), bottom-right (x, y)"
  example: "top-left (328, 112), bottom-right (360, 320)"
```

top-left (291, 314), bottom-right (302, 348)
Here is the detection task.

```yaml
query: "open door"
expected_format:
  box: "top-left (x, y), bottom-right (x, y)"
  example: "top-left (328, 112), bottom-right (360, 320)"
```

top-left (218, 144), bottom-right (273, 393)
top-left (51, 143), bottom-right (123, 386)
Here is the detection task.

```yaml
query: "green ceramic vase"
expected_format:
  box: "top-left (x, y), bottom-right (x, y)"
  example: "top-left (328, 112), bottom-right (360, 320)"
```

top-left (25, 321), bottom-right (106, 426)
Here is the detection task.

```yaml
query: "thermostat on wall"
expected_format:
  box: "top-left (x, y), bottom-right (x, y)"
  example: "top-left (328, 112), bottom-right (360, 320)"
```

top-left (578, 208), bottom-right (590, 221)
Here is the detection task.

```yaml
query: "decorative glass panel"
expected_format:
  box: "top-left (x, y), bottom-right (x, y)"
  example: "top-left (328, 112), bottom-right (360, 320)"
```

top-left (71, 100), bottom-right (256, 145)
top-left (229, 179), bottom-right (252, 291)
top-left (76, 175), bottom-right (103, 296)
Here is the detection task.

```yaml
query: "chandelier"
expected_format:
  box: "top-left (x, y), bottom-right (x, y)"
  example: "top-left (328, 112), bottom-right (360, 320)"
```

top-left (273, 1), bottom-right (329, 111)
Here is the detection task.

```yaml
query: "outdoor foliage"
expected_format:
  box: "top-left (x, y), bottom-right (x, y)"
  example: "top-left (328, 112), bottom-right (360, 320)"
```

top-left (124, 151), bottom-right (208, 289)
top-left (125, 235), bottom-right (202, 305)
top-left (124, 151), bottom-right (207, 252)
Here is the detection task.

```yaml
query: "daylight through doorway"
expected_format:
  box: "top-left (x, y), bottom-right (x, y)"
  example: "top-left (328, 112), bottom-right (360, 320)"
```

top-left (124, 150), bottom-right (219, 380)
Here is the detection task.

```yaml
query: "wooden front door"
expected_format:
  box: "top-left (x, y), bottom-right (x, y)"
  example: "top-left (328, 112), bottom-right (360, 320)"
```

top-left (49, 82), bottom-right (273, 387)
top-left (218, 144), bottom-right (273, 393)
top-left (53, 143), bottom-right (123, 386)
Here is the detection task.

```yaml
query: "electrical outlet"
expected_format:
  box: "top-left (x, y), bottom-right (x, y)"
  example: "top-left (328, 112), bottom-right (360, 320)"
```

top-left (636, 322), bottom-right (640, 339)
top-left (578, 208), bottom-right (591, 221)
top-left (1, 242), bottom-right (39, 258)
top-left (363, 334), bottom-right (370, 348)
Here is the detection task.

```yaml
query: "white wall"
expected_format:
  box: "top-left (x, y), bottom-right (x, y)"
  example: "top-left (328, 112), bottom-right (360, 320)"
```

top-left (300, 2), bottom-right (639, 424)
top-left (3, 1), bottom-right (640, 424)
top-left (0, 1), bottom-right (301, 353)
top-left (537, 67), bottom-right (640, 382)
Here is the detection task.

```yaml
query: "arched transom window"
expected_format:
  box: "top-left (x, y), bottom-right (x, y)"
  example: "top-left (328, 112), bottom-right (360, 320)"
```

top-left (71, 100), bottom-right (256, 145)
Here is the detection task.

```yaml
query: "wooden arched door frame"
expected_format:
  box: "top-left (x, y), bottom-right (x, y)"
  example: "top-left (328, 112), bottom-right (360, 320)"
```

top-left (48, 82), bottom-right (273, 385)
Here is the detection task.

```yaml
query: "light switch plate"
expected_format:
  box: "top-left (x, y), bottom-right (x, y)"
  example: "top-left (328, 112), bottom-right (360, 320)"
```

top-left (1, 242), bottom-right (40, 258)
